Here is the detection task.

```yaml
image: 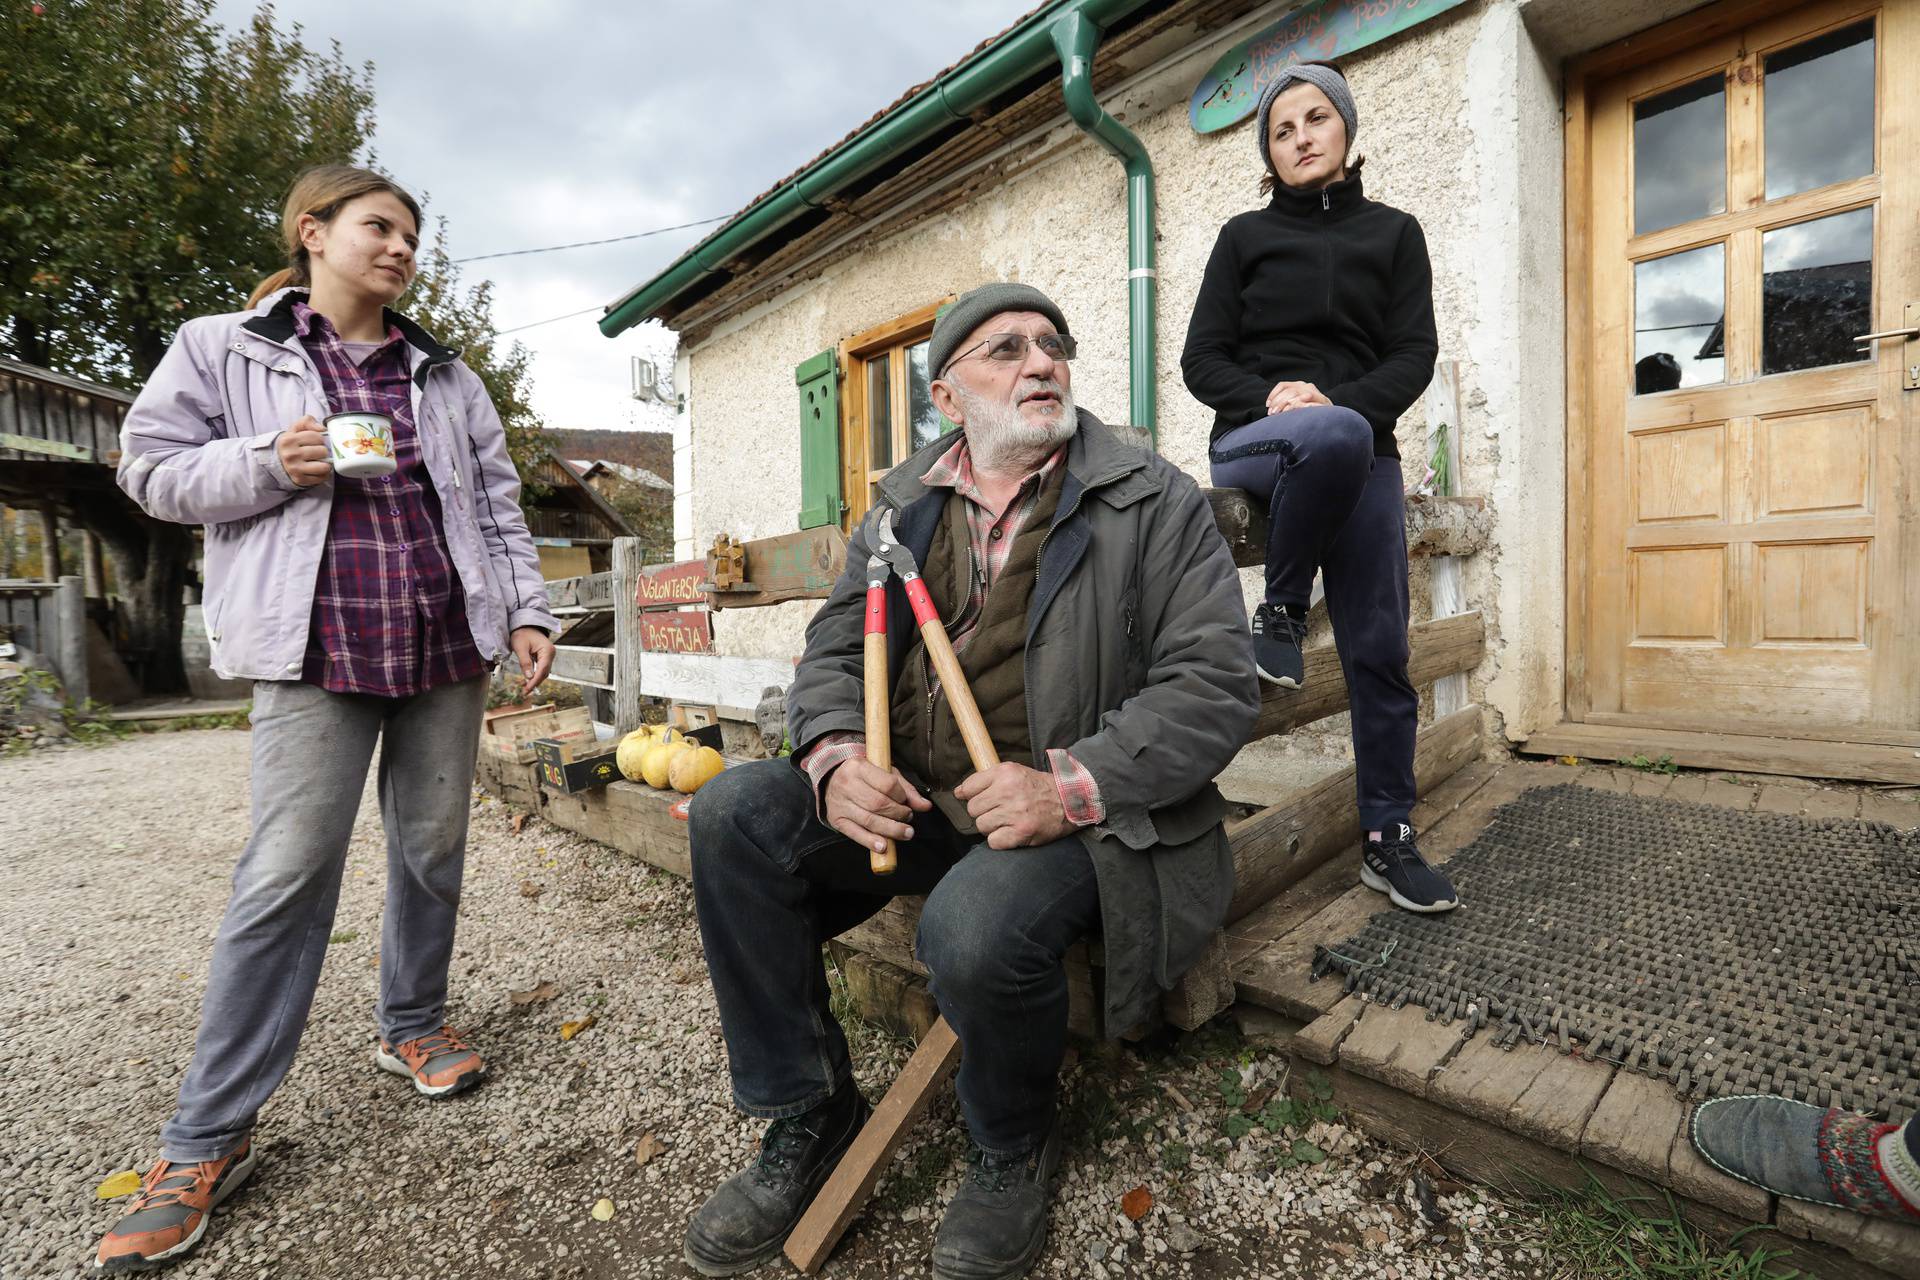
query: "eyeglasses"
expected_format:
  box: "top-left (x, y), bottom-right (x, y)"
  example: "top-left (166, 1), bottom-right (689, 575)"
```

top-left (941, 332), bottom-right (1077, 376)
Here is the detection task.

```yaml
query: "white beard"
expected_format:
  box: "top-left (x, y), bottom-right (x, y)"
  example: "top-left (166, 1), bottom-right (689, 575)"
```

top-left (952, 378), bottom-right (1078, 473)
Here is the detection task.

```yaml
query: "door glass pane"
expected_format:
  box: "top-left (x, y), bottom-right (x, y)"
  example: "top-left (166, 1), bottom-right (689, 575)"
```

top-left (1764, 21), bottom-right (1874, 201)
top-left (1762, 206), bottom-right (1873, 375)
top-left (1635, 76), bottom-right (1727, 234)
top-left (1635, 244), bottom-right (1725, 393)
top-left (906, 340), bottom-right (949, 451)
top-left (866, 353), bottom-right (892, 471)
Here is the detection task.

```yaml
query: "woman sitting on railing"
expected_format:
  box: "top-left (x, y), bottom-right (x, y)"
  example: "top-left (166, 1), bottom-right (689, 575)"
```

top-left (1180, 61), bottom-right (1455, 916)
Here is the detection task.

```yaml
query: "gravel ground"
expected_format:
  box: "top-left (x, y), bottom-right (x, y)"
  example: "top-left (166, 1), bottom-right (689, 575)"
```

top-left (2, 729), bottom-right (1557, 1279)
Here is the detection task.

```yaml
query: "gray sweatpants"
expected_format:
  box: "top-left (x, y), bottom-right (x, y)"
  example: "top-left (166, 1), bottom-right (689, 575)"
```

top-left (158, 676), bottom-right (487, 1162)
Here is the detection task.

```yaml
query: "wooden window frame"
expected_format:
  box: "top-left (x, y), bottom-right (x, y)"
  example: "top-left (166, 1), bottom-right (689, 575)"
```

top-left (838, 297), bottom-right (954, 530)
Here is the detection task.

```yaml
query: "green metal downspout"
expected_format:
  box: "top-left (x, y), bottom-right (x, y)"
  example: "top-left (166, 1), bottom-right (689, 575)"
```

top-left (1049, 10), bottom-right (1156, 442)
top-left (598, 0), bottom-right (1158, 344)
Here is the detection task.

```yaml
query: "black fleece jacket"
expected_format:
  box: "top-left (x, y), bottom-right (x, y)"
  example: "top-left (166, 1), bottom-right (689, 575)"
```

top-left (1181, 174), bottom-right (1437, 458)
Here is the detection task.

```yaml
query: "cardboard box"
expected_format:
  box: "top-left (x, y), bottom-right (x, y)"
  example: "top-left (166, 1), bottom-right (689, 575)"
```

top-left (532, 736), bottom-right (621, 794)
top-left (483, 704), bottom-right (592, 764)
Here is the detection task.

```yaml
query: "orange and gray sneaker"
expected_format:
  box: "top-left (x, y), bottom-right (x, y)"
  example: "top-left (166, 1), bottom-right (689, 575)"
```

top-left (94, 1141), bottom-right (258, 1272)
top-left (374, 1024), bottom-right (486, 1097)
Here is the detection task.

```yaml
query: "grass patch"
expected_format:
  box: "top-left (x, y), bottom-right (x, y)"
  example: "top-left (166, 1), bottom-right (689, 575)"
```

top-left (328, 930), bottom-right (358, 945)
top-left (1516, 1174), bottom-right (1799, 1278)
top-left (877, 1133), bottom-right (962, 1213)
top-left (1617, 751), bottom-right (1679, 775)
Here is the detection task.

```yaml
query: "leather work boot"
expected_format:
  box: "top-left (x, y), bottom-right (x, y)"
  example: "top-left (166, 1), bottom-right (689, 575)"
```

top-left (932, 1119), bottom-right (1063, 1280)
top-left (94, 1140), bottom-right (258, 1272)
top-left (683, 1083), bottom-right (871, 1276)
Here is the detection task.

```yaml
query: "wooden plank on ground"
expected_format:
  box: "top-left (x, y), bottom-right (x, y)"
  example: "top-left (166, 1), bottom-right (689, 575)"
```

top-left (1227, 705), bottom-right (1482, 921)
top-left (1859, 790), bottom-right (1920, 830)
top-left (1428, 1035), bottom-right (1557, 1130)
top-left (1578, 1068), bottom-right (1686, 1187)
top-left (1523, 720), bottom-right (1920, 785)
top-left (1248, 612), bottom-right (1483, 744)
top-left (1334, 1002), bottom-right (1467, 1097)
top-left (1291, 996), bottom-right (1364, 1065)
top-left (1505, 1050), bottom-right (1614, 1155)
top-left (784, 1020), bottom-right (962, 1274)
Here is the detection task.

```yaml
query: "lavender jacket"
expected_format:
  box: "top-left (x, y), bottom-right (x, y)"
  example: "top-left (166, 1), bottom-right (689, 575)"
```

top-left (117, 290), bottom-right (557, 682)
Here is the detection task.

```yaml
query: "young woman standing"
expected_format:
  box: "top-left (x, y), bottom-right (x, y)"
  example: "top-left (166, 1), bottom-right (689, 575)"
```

top-left (1181, 63), bottom-right (1456, 916)
top-left (95, 165), bottom-right (557, 1272)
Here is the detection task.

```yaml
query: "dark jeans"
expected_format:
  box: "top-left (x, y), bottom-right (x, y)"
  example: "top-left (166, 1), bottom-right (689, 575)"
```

top-left (1210, 406), bottom-right (1417, 830)
top-left (687, 758), bottom-right (1100, 1155)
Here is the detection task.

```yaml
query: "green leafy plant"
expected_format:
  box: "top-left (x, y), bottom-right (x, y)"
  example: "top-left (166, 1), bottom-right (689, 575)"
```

top-left (1617, 752), bottom-right (1680, 775)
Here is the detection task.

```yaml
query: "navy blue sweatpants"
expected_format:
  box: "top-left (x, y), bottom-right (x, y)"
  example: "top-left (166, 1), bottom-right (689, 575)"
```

top-left (1209, 406), bottom-right (1417, 831)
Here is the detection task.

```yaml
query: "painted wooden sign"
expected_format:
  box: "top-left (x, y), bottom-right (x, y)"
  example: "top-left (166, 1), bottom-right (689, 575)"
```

top-left (1189, 0), bottom-right (1470, 134)
top-left (639, 610), bottom-right (714, 655)
top-left (635, 560), bottom-right (707, 610)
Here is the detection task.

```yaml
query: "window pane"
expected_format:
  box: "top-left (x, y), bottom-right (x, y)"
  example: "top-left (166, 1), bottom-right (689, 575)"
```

top-left (1763, 206), bottom-right (1872, 375)
top-left (1635, 76), bottom-right (1727, 234)
top-left (1764, 21), bottom-right (1874, 201)
top-left (906, 341), bottom-right (949, 451)
top-left (1635, 244), bottom-right (1726, 393)
top-left (867, 353), bottom-right (892, 471)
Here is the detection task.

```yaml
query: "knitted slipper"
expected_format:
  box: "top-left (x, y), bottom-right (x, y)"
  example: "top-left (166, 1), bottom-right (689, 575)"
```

top-left (1690, 1095), bottom-right (1920, 1223)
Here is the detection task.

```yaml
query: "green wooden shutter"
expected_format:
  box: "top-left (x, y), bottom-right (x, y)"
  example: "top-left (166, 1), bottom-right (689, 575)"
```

top-left (796, 349), bottom-right (842, 529)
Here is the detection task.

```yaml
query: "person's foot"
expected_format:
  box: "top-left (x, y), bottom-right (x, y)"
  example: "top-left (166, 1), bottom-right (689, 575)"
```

top-left (375, 1024), bottom-right (485, 1097)
top-left (1691, 1097), bottom-right (1920, 1223)
top-left (683, 1083), bottom-right (871, 1277)
top-left (1250, 603), bottom-right (1308, 689)
top-left (932, 1120), bottom-right (1063, 1280)
top-left (94, 1140), bottom-right (258, 1272)
top-left (1360, 823), bottom-right (1459, 913)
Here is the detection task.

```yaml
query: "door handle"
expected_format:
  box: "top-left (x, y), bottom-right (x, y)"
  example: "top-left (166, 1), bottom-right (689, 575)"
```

top-left (1853, 326), bottom-right (1920, 345)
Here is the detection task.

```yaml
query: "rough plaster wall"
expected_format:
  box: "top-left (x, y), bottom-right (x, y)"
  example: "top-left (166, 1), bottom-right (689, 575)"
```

top-left (682, 0), bottom-right (1573, 762)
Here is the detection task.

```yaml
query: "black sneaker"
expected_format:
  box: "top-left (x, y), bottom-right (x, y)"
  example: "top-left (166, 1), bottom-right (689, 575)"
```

top-left (1250, 603), bottom-right (1307, 688)
top-left (683, 1083), bottom-right (871, 1277)
top-left (932, 1121), bottom-right (1063, 1280)
top-left (1360, 823), bottom-right (1459, 914)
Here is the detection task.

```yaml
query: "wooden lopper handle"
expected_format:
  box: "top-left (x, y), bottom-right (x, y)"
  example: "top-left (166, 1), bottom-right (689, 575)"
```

top-left (862, 584), bottom-right (896, 875)
top-left (900, 576), bottom-right (999, 772)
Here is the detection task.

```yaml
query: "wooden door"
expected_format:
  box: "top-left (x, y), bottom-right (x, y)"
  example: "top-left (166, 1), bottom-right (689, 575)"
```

top-left (1579, 0), bottom-right (1920, 741)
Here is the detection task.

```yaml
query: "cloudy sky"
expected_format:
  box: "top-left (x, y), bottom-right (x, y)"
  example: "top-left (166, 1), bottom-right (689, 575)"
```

top-left (208, 0), bottom-right (1038, 434)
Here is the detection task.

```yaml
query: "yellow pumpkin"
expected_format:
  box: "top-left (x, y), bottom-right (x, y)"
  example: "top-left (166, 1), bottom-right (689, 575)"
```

top-left (640, 740), bottom-right (693, 789)
top-left (614, 729), bottom-right (654, 781)
top-left (669, 745), bottom-right (726, 794)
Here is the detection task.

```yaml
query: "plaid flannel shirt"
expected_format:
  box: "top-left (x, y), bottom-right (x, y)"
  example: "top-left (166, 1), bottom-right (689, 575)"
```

top-left (801, 436), bottom-right (1104, 827)
top-left (294, 303), bottom-right (488, 696)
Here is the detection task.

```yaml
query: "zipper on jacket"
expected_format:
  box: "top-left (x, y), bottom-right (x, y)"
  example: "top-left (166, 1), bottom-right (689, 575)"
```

top-left (1321, 191), bottom-right (1330, 211)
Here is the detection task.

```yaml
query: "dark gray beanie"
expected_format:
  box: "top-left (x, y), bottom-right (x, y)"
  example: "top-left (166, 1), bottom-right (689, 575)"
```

top-left (1254, 63), bottom-right (1357, 174)
top-left (928, 282), bottom-right (1069, 379)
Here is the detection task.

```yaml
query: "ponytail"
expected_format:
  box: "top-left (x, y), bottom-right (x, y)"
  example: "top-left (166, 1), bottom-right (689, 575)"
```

top-left (246, 266), bottom-right (305, 309)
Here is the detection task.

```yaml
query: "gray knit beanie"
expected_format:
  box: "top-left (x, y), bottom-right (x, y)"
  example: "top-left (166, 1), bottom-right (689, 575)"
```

top-left (1253, 63), bottom-right (1358, 175)
top-left (928, 282), bottom-right (1069, 379)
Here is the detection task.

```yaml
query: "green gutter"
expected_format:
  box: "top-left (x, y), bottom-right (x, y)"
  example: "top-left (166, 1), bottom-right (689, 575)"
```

top-left (599, 0), bottom-right (1158, 353)
top-left (1049, 9), bottom-right (1156, 440)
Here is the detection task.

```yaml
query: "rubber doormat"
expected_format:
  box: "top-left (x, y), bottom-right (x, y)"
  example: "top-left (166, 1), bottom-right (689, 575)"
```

top-left (1317, 784), bottom-right (1920, 1117)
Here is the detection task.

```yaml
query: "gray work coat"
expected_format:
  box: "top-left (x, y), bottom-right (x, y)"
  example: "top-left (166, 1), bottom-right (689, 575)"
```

top-left (787, 412), bottom-right (1260, 1036)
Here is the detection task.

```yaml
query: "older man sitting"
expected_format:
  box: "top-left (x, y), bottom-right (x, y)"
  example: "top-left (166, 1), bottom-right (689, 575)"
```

top-left (681, 282), bottom-right (1258, 1280)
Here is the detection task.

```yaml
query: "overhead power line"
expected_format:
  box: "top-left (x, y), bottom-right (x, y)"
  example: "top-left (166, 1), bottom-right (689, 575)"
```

top-left (491, 305), bottom-right (603, 337)
top-left (453, 215), bottom-right (729, 264)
